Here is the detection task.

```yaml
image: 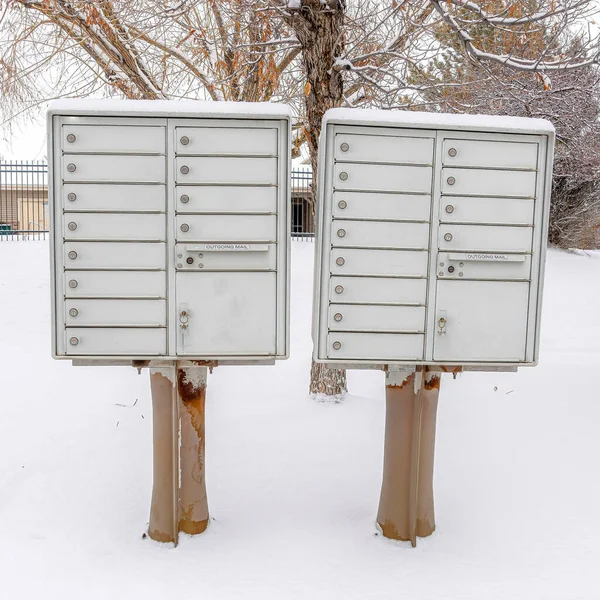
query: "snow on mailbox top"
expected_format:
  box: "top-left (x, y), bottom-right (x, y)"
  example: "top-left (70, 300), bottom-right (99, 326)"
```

top-left (322, 108), bottom-right (554, 136)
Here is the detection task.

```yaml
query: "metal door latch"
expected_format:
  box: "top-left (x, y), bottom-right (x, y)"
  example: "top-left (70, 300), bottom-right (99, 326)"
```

top-left (437, 317), bottom-right (447, 335)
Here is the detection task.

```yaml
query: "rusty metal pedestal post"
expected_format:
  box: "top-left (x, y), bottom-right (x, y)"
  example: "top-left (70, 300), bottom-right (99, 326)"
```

top-left (148, 363), bottom-right (209, 545)
top-left (377, 367), bottom-right (440, 546)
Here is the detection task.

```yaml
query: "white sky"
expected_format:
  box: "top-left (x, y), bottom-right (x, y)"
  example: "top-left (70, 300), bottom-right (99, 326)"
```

top-left (0, 111), bottom-right (47, 160)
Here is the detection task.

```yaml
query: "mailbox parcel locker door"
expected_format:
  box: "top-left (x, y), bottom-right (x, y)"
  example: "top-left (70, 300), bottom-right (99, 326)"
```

top-left (176, 186), bottom-right (277, 214)
top-left (176, 272), bottom-right (277, 355)
top-left (62, 125), bottom-right (165, 154)
top-left (433, 280), bottom-right (530, 361)
top-left (176, 127), bottom-right (277, 156)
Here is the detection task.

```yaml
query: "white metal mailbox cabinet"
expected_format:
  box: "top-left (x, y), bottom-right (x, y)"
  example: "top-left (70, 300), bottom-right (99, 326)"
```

top-left (48, 99), bottom-right (291, 363)
top-left (312, 109), bottom-right (555, 368)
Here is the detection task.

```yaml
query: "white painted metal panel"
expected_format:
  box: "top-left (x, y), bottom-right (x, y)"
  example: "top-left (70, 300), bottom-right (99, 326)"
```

top-left (328, 276), bottom-right (426, 305)
top-left (438, 253), bottom-right (532, 281)
top-left (62, 155), bottom-right (166, 183)
top-left (332, 220), bottom-right (430, 250)
top-left (442, 138), bottom-right (538, 170)
top-left (176, 272), bottom-right (276, 355)
top-left (176, 214), bottom-right (276, 243)
top-left (334, 163), bottom-right (433, 194)
top-left (62, 125), bottom-right (165, 154)
top-left (64, 328), bottom-right (166, 356)
top-left (327, 332), bottom-right (424, 360)
top-left (433, 280), bottom-right (529, 361)
top-left (176, 127), bottom-right (277, 155)
top-left (438, 224), bottom-right (533, 253)
top-left (330, 248), bottom-right (429, 277)
top-left (439, 196), bottom-right (534, 225)
top-left (328, 304), bottom-right (426, 332)
top-left (62, 184), bottom-right (166, 212)
top-left (64, 271), bottom-right (166, 298)
top-left (63, 213), bottom-right (166, 241)
top-left (442, 168), bottom-right (537, 198)
top-left (335, 134), bottom-right (434, 164)
top-left (176, 243), bottom-right (276, 271)
top-left (175, 186), bottom-right (276, 213)
top-left (63, 242), bottom-right (166, 269)
top-left (175, 157), bottom-right (277, 185)
top-left (65, 299), bottom-right (166, 326)
top-left (333, 192), bottom-right (431, 222)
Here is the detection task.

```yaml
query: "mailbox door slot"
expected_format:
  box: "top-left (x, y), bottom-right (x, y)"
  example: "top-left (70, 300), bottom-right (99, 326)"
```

top-left (330, 248), bottom-right (429, 277)
top-left (63, 213), bottom-right (165, 242)
top-left (331, 220), bottom-right (429, 250)
top-left (327, 332), bottom-right (425, 361)
top-left (175, 127), bottom-right (277, 156)
top-left (328, 304), bottom-right (425, 332)
top-left (175, 157), bottom-right (277, 185)
top-left (64, 271), bottom-right (166, 298)
top-left (328, 276), bottom-right (426, 305)
top-left (442, 139), bottom-right (538, 170)
top-left (439, 196), bottom-right (534, 226)
top-left (175, 272), bottom-right (277, 356)
top-left (65, 299), bottom-right (166, 327)
top-left (62, 125), bottom-right (165, 154)
top-left (62, 154), bottom-right (166, 183)
top-left (64, 328), bottom-right (166, 356)
top-left (175, 214), bottom-right (277, 243)
top-left (433, 280), bottom-right (529, 361)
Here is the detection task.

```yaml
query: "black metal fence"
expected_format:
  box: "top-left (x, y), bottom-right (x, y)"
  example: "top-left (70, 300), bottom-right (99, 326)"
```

top-left (0, 160), bottom-right (315, 241)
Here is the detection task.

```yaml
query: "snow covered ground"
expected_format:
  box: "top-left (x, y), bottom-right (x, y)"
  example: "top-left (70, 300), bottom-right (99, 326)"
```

top-left (1, 241), bottom-right (599, 599)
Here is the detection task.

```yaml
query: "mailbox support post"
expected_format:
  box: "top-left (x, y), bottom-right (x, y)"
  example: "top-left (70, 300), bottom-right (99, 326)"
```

top-left (148, 363), bottom-right (210, 544)
top-left (148, 365), bottom-right (179, 544)
top-left (177, 365), bottom-right (210, 535)
top-left (377, 367), bottom-right (440, 546)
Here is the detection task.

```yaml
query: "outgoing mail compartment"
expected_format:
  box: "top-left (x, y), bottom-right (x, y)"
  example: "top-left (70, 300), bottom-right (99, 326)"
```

top-left (439, 196), bottom-right (534, 226)
top-left (334, 133), bottom-right (434, 165)
top-left (334, 163), bottom-right (432, 194)
top-left (63, 242), bottom-right (166, 270)
top-left (176, 127), bottom-right (277, 156)
top-left (63, 213), bottom-right (165, 241)
top-left (65, 327), bottom-right (166, 356)
top-left (176, 214), bottom-right (276, 243)
top-left (176, 272), bottom-right (276, 355)
top-left (442, 139), bottom-right (538, 170)
top-left (442, 168), bottom-right (537, 198)
top-left (329, 276), bottom-right (426, 305)
top-left (439, 224), bottom-right (533, 253)
top-left (433, 280), bottom-right (529, 362)
top-left (62, 184), bottom-right (166, 212)
top-left (327, 332), bottom-right (424, 361)
top-left (62, 125), bottom-right (165, 154)
top-left (328, 304), bottom-right (426, 333)
top-left (438, 253), bottom-right (532, 280)
top-left (65, 299), bottom-right (166, 326)
top-left (176, 243), bottom-right (276, 271)
top-left (64, 271), bottom-right (166, 298)
top-left (333, 192), bottom-right (431, 222)
top-left (62, 155), bottom-right (166, 183)
top-left (331, 248), bottom-right (428, 277)
top-left (332, 220), bottom-right (429, 250)
top-left (175, 157), bottom-right (277, 185)
top-left (176, 186), bottom-right (276, 213)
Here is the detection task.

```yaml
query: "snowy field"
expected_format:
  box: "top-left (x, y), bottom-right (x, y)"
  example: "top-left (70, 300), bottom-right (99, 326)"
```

top-left (1, 240), bottom-right (599, 600)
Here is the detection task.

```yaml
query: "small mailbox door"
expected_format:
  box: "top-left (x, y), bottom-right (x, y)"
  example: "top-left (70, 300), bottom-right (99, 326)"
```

top-left (433, 280), bottom-right (529, 361)
top-left (176, 272), bottom-right (277, 356)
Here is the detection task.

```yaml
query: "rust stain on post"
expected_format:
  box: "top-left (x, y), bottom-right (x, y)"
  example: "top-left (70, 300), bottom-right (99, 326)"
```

top-left (178, 367), bottom-right (209, 536)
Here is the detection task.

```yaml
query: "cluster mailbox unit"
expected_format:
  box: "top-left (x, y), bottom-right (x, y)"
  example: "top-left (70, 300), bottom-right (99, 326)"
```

top-left (313, 109), bottom-right (555, 367)
top-left (48, 100), bottom-right (291, 363)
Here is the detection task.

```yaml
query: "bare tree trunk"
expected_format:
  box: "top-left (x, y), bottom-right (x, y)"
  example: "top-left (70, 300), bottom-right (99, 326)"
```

top-left (288, 1), bottom-right (347, 398)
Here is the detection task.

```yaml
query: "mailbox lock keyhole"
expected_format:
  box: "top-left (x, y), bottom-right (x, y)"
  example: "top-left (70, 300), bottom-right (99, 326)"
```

top-left (180, 311), bottom-right (190, 329)
top-left (437, 317), bottom-right (447, 335)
